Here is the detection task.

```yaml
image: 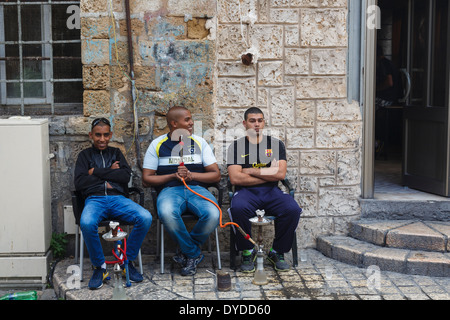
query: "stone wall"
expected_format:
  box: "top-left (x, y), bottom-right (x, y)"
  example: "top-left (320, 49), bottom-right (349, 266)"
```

top-left (43, 0), bottom-right (363, 254)
top-left (215, 0), bottom-right (362, 248)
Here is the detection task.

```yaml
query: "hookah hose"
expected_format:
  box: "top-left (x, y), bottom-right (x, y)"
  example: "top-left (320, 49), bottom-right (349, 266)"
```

top-left (105, 227), bottom-right (128, 265)
top-left (105, 227), bottom-right (131, 286)
top-left (178, 136), bottom-right (257, 247)
top-left (179, 171), bottom-right (258, 248)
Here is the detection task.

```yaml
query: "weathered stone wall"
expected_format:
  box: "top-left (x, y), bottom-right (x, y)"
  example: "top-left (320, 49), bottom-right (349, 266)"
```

top-left (215, 0), bottom-right (362, 248)
top-left (43, 0), bottom-right (363, 255)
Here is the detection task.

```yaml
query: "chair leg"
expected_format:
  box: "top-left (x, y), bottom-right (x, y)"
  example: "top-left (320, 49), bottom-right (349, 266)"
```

top-left (138, 249), bottom-right (143, 274)
top-left (292, 232), bottom-right (298, 267)
top-left (75, 227), bottom-right (79, 264)
top-left (230, 226), bottom-right (237, 270)
top-left (80, 231), bottom-right (84, 282)
top-left (160, 225), bottom-right (165, 274)
top-left (215, 228), bottom-right (221, 270)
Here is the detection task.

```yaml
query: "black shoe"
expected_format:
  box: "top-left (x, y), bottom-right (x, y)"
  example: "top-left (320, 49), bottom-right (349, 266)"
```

top-left (181, 254), bottom-right (204, 276)
top-left (267, 250), bottom-right (290, 271)
top-left (88, 267), bottom-right (109, 290)
top-left (173, 250), bottom-right (187, 267)
top-left (240, 250), bottom-right (257, 273)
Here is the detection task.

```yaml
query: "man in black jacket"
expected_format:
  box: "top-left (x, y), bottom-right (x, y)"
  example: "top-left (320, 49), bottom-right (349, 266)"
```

top-left (74, 118), bottom-right (152, 290)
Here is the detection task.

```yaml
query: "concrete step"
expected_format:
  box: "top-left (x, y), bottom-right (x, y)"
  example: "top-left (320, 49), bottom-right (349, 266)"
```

top-left (349, 219), bottom-right (450, 252)
top-left (316, 235), bottom-right (450, 277)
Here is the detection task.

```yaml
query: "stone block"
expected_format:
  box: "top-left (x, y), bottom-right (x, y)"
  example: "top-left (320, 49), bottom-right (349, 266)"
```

top-left (295, 100), bottom-right (315, 127)
top-left (300, 150), bottom-right (336, 175)
top-left (81, 39), bottom-right (110, 66)
top-left (318, 186), bottom-right (360, 217)
top-left (81, 17), bottom-right (111, 39)
top-left (119, 19), bottom-right (145, 37)
top-left (216, 25), bottom-right (248, 60)
top-left (296, 77), bottom-right (346, 99)
top-left (270, 8), bottom-right (299, 23)
top-left (317, 100), bottom-right (362, 121)
top-left (258, 61), bottom-right (283, 86)
top-left (285, 25), bottom-right (300, 47)
top-left (406, 251), bottom-right (450, 277)
top-left (316, 122), bottom-right (361, 149)
top-left (134, 65), bottom-right (159, 90)
top-left (187, 18), bottom-right (209, 39)
top-left (167, 0), bottom-right (215, 18)
top-left (285, 48), bottom-right (310, 75)
top-left (249, 25), bottom-right (283, 59)
top-left (270, 87), bottom-right (295, 126)
top-left (363, 248), bottom-right (409, 273)
top-left (83, 90), bottom-right (110, 117)
top-left (285, 128), bottom-right (314, 149)
top-left (311, 49), bottom-right (346, 75)
top-left (130, 0), bottom-right (162, 14)
top-left (386, 222), bottom-right (446, 252)
top-left (301, 9), bottom-right (347, 47)
top-left (80, 0), bottom-right (107, 13)
top-left (83, 65), bottom-right (110, 90)
top-left (217, 78), bottom-right (256, 108)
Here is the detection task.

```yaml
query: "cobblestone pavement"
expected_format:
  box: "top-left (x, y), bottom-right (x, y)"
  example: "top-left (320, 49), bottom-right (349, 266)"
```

top-left (47, 249), bottom-right (450, 301)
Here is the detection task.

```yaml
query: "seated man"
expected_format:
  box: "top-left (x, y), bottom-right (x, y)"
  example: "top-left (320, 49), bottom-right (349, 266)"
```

top-left (142, 106), bottom-right (221, 276)
top-left (227, 107), bottom-right (302, 272)
top-left (74, 118), bottom-right (152, 290)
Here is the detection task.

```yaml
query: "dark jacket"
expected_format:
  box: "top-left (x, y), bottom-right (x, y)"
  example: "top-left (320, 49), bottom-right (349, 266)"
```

top-left (74, 146), bottom-right (132, 198)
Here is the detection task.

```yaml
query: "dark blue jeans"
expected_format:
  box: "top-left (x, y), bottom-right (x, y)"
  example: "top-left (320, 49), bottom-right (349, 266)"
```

top-left (157, 186), bottom-right (220, 258)
top-left (80, 195), bottom-right (152, 267)
top-left (229, 186), bottom-right (301, 253)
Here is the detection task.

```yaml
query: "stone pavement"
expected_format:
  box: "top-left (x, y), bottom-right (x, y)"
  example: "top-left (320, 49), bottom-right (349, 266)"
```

top-left (50, 248), bottom-right (450, 301)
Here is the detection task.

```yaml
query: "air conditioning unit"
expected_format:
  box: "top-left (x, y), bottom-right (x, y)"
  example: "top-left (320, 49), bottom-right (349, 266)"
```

top-left (0, 117), bottom-right (52, 287)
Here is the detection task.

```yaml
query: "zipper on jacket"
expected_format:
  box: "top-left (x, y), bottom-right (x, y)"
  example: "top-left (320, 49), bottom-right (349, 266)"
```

top-left (100, 150), bottom-right (107, 195)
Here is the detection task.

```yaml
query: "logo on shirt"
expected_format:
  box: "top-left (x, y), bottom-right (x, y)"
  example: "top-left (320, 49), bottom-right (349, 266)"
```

top-left (241, 154), bottom-right (249, 158)
top-left (265, 149), bottom-right (273, 157)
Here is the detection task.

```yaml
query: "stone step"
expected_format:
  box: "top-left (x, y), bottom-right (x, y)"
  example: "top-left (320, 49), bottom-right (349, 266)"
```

top-left (316, 235), bottom-right (450, 277)
top-left (349, 219), bottom-right (450, 252)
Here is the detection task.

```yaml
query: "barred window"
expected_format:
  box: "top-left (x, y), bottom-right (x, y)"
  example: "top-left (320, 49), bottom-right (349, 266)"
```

top-left (0, 0), bottom-right (82, 115)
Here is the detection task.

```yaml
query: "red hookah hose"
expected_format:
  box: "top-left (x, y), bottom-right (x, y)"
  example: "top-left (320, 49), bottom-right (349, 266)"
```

top-left (105, 227), bottom-right (128, 265)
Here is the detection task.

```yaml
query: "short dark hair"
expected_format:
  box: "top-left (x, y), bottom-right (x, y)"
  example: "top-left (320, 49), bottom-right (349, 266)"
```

top-left (91, 117), bottom-right (111, 130)
top-left (244, 107), bottom-right (264, 120)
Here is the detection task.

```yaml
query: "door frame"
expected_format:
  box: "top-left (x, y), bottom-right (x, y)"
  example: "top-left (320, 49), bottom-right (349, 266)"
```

top-left (362, 0), bottom-right (378, 199)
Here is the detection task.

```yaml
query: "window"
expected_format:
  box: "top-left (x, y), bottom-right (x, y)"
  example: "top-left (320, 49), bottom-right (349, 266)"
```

top-left (0, 0), bottom-right (82, 115)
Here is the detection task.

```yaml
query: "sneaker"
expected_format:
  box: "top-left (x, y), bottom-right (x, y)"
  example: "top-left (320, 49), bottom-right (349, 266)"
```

top-left (89, 267), bottom-right (109, 290)
top-left (267, 250), bottom-right (290, 271)
top-left (121, 261), bottom-right (143, 283)
top-left (181, 253), bottom-right (204, 276)
top-left (240, 250), bottom-right (256, 273)
top-left (173, 250), bottom-right (187, 267)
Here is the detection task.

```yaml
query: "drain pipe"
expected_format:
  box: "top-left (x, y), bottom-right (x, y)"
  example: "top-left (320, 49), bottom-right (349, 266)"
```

top-left (124, 0), bottom-right (143, 171)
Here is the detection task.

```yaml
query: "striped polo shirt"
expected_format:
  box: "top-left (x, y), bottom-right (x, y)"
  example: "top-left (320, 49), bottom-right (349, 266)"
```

top-left (143, 133), bottom-right (217, 190)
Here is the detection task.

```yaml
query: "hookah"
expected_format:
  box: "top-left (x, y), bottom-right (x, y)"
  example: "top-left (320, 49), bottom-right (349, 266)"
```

top-left (249, 209), bottom-right (270, 285)
top-left (102, 221), bottom-right (131, 300)
top-left (177, 135), bottom-right (266, 287)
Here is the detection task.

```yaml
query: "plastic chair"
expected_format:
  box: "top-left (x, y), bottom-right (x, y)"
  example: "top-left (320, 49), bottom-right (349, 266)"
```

top-left (227, 178), bottom-right (299, 270)
top-left (71, 187), bottom-right (144, 281)
top-left (151, 183), bottom-right (223, 274)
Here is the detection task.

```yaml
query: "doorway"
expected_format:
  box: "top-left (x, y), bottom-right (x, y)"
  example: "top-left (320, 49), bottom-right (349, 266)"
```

top-left (374, 0), bottom-right (450, 198)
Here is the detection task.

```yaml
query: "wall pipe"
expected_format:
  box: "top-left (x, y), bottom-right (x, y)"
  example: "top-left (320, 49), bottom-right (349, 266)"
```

top-left (124, 0), bottom-right (143, 171)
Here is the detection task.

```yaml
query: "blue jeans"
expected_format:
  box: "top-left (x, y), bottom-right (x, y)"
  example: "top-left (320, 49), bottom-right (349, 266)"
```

top-left (230, 186), bottom-right (301, 253)
top-left (80, 195), bottom-right (152, 267)
top-left (157, 185), bottom-right (220, 258)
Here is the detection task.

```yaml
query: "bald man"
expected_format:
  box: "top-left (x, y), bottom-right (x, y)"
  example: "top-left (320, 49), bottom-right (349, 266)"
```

top-left (142, 106), bottom-right (221, 276)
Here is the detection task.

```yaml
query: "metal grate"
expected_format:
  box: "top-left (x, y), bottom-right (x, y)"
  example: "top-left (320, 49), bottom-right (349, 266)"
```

top-left (0, 0), bottom-right (82, 115)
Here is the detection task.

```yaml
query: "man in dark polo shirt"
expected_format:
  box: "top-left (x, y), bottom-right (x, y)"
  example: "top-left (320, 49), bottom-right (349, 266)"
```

top-left (227, 107), bottom-right (302, 272)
